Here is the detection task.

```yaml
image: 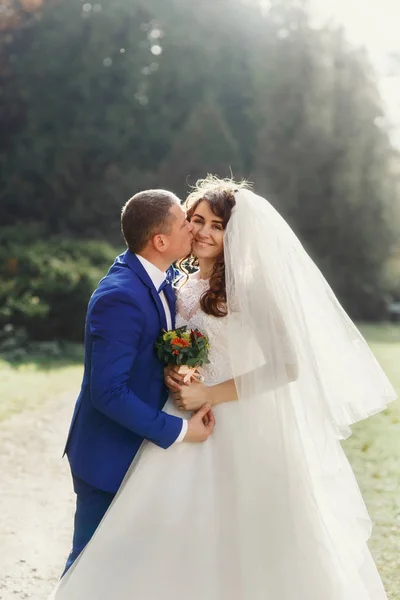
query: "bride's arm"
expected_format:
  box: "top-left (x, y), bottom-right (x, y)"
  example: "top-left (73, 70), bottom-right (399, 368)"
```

top-left (170, 358), bottom-right (298, 411)
top-left (209, 378), bottom-right (238, 405)
top-left (166, 294), bottom-right (299, 412)
top-left (168, 347), bottom-right (298, 412)
top-left (166, 310), bottom-right (298, 413)
top-left (169, 377), bottom-right (237, 412)
top-left (211, 359), bottom-right (298, 404)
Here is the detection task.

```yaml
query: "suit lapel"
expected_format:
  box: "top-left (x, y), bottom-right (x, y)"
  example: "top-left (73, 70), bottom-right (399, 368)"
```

top-left (124, 250), bottom-right (168, 330)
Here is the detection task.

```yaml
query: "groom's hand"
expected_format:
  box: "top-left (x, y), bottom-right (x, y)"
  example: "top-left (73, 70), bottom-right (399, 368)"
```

top-left (164, 365), bottom-right (188, 392)
top-left (184, 403), bottom-right (215, 443)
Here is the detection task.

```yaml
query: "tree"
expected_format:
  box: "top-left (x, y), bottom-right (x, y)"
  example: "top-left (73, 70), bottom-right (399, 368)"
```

top-left (1, 0), bottom-right (159, 238)
top-left (251, 3), bottom-right (398, 318)
top-left (1, 0), bottom-right (399, 320)
top-left (159, 95), bottom-right (243, 196)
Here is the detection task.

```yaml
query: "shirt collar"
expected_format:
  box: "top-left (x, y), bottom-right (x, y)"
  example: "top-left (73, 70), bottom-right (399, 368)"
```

top-left (135, 254), bottom-right (167, 291)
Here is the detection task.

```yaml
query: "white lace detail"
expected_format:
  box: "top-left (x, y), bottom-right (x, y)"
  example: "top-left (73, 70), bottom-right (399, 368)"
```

top-left (175, 277), bottom-right (232, 386)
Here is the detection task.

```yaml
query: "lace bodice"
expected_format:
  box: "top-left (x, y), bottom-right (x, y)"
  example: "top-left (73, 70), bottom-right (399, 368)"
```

top-left (175, 277), bottom-right (232, 386)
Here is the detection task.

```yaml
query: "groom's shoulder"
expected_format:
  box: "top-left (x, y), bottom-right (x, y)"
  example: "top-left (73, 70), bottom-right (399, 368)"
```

top-left (102, 251), bottom-right (144, 287)
top-left (89, 253), bottom-right (145, 309)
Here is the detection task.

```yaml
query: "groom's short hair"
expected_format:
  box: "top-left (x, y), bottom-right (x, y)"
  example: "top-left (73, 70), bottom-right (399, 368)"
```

top-left (121, 189), bottom-right (179, 253)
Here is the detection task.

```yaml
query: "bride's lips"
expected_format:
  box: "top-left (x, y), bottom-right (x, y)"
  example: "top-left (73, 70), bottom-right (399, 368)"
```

top-left (193, 239), bottom-right (214, 247)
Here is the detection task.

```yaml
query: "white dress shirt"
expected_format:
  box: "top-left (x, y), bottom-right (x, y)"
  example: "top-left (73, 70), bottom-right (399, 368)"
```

top-left (136, 255), bottom-right (188, 443)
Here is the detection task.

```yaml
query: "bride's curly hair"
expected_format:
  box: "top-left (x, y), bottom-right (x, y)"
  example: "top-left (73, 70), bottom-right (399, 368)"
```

top-left (178, 175), bottom-right (250, 318)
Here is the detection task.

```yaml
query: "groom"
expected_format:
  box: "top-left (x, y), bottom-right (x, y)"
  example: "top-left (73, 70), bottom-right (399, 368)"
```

top-left (62, 189), bottom-right (215, 574)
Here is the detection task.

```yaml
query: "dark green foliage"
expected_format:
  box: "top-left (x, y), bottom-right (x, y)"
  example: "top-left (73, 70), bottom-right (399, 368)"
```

top-left (0, 225), bottom-right (119, 341)
top-left (1, 0), bottom-right (399, 328)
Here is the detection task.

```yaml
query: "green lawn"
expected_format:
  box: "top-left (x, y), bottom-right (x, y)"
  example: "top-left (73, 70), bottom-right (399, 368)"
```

top-left (344, 324), bottom-right (400, 598)
top-left (0, 344), bottom-right (83, 421)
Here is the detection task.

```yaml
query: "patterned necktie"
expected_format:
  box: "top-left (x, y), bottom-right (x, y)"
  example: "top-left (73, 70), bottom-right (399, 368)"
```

top-left (158, 279), bottom-right (169, 294)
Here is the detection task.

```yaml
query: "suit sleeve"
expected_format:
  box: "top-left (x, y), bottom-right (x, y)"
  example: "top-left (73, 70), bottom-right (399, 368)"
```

top-left (89, 290), bottom-right (183, 449)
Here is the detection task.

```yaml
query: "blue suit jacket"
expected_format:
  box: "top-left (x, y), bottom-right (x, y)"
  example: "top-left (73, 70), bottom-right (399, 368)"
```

top-left (65, 250), bottom-right (183, 494)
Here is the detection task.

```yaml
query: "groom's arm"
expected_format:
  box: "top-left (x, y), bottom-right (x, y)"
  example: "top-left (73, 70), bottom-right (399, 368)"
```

top-left (89, 290), bottom-right (184, 449)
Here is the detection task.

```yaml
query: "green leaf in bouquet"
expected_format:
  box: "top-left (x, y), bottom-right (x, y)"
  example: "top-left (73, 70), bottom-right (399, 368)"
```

top-left (186, 358), bottom-right (198, 367)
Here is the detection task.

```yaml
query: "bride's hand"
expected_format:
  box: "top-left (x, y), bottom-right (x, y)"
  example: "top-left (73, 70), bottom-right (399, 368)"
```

top-left (172, 381), bottom-right (212, 412)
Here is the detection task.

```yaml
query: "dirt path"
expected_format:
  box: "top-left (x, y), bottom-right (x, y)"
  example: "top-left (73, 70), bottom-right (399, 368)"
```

top-left (0, 392), bottom-right (76, 600)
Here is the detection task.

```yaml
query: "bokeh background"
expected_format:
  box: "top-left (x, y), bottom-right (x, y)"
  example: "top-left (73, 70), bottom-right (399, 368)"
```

top-left (1, 0), bottom-right (400, 346)
top-left (0, 1), bottom-right (400, 597)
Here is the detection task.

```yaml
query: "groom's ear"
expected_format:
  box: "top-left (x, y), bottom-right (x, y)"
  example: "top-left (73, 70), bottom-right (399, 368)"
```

top-left (152, 233), bottom-right (169, 253)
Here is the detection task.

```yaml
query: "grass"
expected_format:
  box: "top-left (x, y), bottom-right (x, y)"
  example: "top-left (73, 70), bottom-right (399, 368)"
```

top-left (344, 324), bottom-right (400, 598)
top-left (0, 343), bottom-right (83, 421)
top-left (0, 326), bottom-right (399, 594)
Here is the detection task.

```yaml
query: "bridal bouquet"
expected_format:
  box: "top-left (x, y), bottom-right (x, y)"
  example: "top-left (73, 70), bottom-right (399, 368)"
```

top-left (155, 326), bottom-right (210, 383)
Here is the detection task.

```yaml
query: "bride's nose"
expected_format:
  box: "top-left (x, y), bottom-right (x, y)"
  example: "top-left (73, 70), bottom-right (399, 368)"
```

top-left (198, 227), bottom-right (211, 239)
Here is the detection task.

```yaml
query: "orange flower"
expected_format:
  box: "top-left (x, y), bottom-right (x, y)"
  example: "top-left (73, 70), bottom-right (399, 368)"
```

top-left (172, 349), bottom-right (180, 355)
top-left (171, 337), bottom-right (190, 348)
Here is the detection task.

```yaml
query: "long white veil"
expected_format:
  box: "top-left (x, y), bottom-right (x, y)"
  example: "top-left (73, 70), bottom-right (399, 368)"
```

top-left (225, 188), bottom-right (395, 437)
top-left (223, 188), bottom-right (396, 592)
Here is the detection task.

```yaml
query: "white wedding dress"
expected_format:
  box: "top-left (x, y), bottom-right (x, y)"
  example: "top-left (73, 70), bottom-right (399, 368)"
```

top-left (52, 276), bottom-right (388, 600)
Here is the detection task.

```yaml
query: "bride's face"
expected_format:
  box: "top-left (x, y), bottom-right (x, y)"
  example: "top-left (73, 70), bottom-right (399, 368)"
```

top-left (190, 200), bottom-right (224, 260)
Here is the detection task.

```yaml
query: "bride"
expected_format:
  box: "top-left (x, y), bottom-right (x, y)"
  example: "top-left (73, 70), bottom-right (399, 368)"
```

top-left (51, 176), bottom-right (396, 599)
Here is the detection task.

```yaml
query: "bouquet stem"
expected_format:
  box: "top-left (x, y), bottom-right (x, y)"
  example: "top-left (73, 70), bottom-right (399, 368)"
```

top-left (177, 365), bottom-right (204, 384)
